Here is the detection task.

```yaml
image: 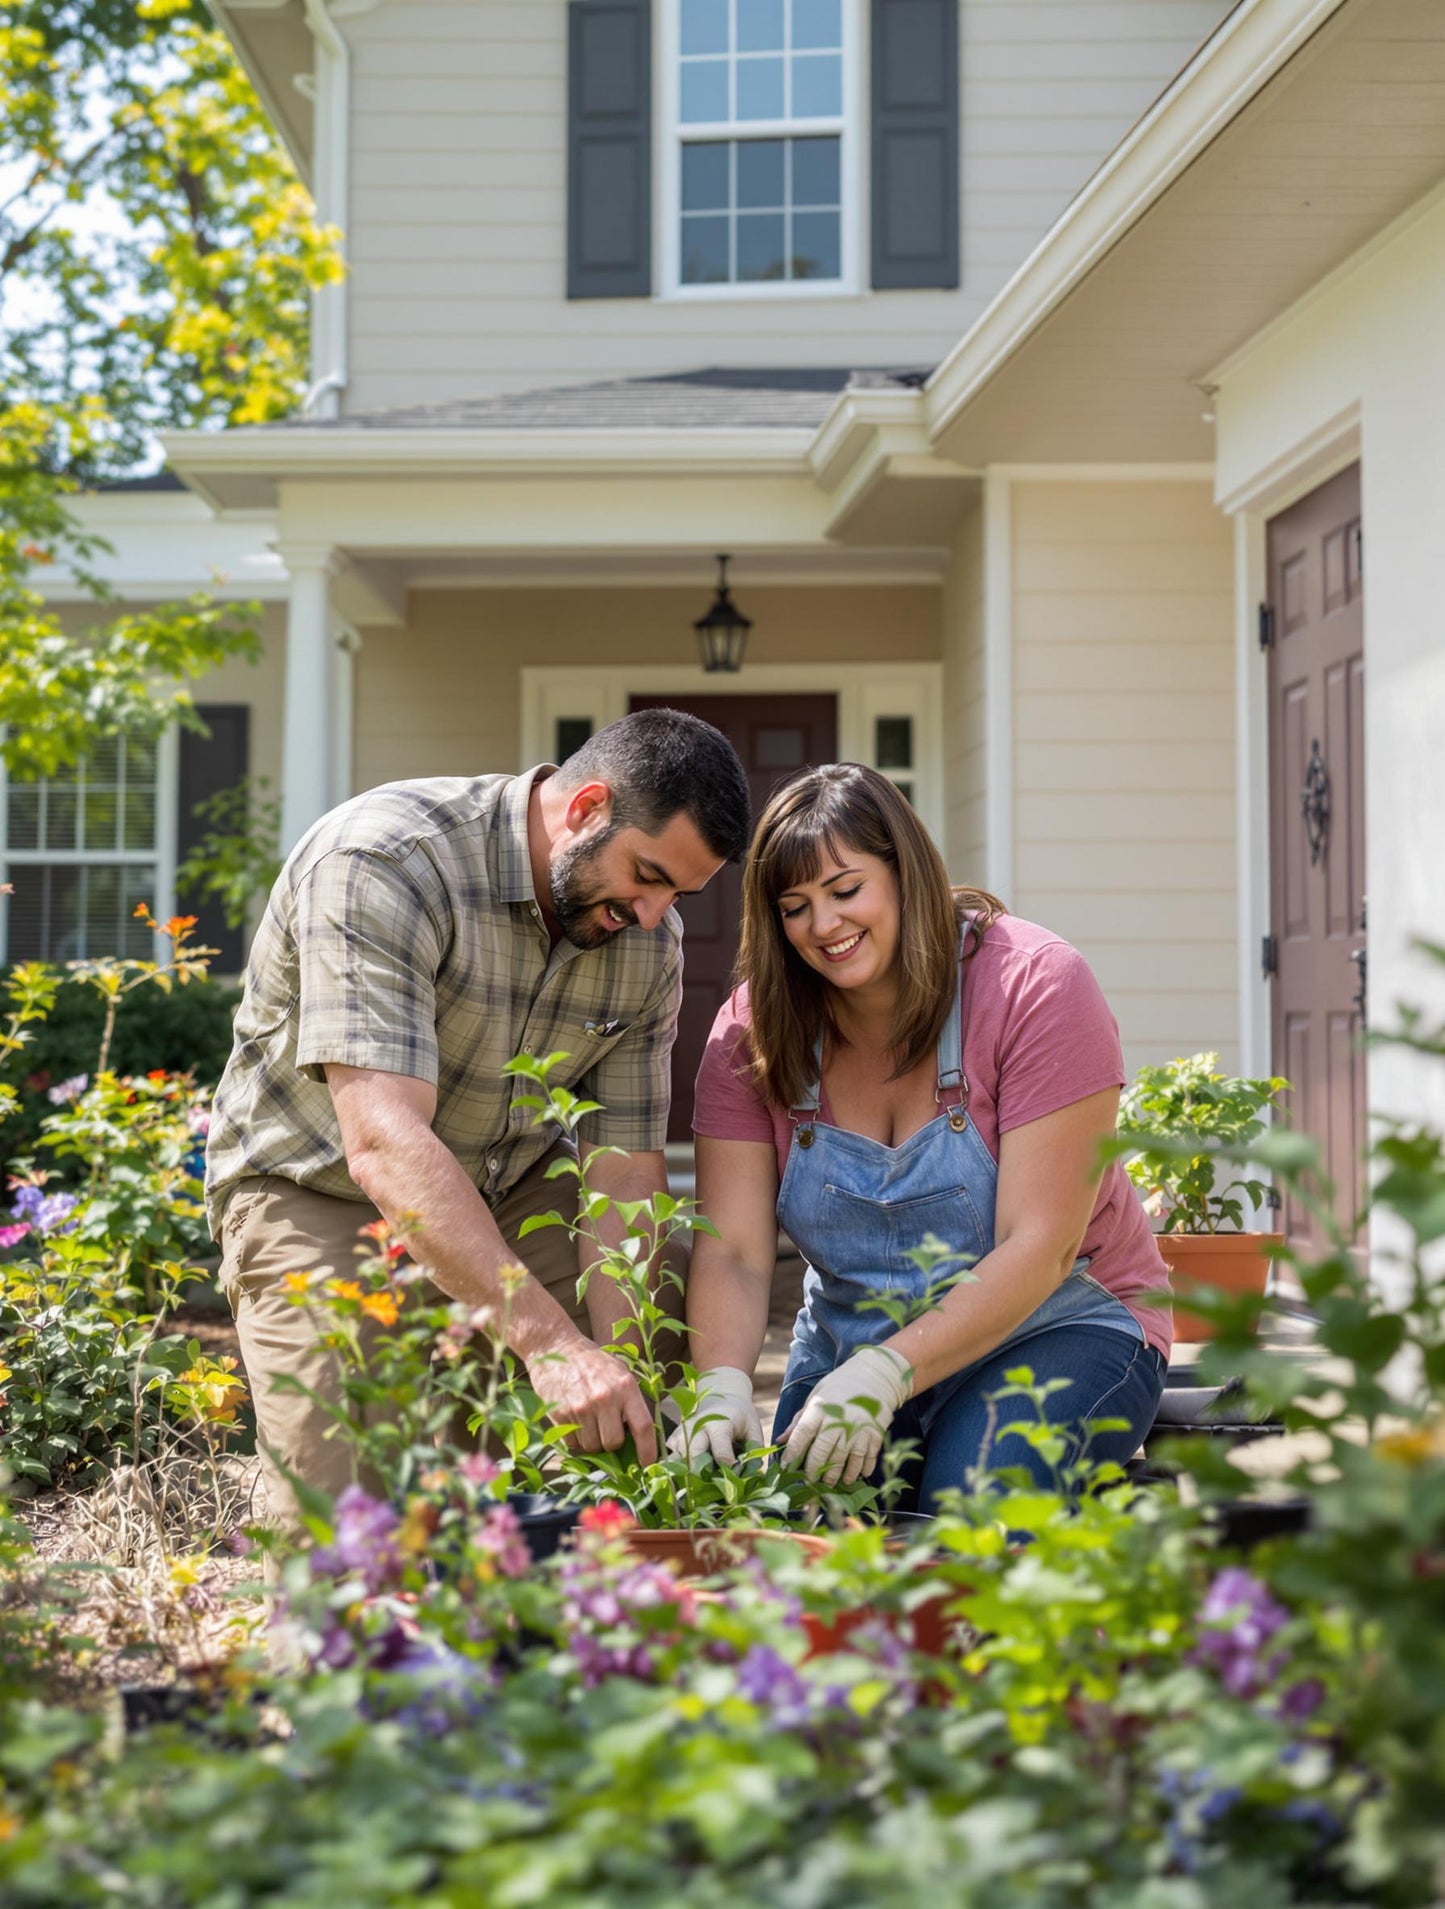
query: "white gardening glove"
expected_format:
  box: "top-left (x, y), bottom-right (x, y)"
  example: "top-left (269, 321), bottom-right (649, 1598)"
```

top-left (779, 1346), bottom-right (914, 1488)
top-left (667, 1365), bottom-right (764, 1467)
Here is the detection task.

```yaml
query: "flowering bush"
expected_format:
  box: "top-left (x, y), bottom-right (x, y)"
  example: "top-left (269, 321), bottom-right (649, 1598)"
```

top-left (0, 915), bottom-right (239, 1489)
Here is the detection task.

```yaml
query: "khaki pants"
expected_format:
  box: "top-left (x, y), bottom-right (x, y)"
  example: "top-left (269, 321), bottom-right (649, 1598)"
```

top-left (217, 1156), bottom-right (586, 1540)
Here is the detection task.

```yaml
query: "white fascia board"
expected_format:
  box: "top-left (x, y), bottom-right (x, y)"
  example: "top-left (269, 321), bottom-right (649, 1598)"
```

top-left (923, 0), bottom-right (1350, 444)
top-left (810, 386), bottom-right (929, 492)
top-left (163, 426), bottom-right (820, 495)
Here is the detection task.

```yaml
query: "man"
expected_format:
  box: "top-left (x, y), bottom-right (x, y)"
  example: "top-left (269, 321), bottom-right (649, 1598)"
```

top-left (205, 709), bottom-right (751, 1531)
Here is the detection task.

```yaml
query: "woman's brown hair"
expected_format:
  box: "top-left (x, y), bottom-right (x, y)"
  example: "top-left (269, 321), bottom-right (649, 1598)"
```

top-left (736, 762), bottom-right (1004, 1111)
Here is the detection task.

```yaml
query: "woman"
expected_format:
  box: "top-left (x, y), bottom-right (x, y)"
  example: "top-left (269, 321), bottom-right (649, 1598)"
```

top-left (674, 764), bottom-right (1171, 1507)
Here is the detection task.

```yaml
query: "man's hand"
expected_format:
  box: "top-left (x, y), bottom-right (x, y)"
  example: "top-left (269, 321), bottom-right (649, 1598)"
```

top-left (779, 1345), bottom-right (913, 1488)
top-left (524, 1334), bottom-right (658, 1466)
top-left (667, 1365), bottom-right (763, 1467)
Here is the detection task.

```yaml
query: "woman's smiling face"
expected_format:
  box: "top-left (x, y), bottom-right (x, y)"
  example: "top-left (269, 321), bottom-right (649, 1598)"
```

top-left (776, 844), bottom-right (901, 993)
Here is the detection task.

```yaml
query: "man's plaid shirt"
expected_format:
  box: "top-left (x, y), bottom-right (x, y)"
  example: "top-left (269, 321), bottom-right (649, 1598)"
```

top-left (204, 768), bottom-right (682, 1229)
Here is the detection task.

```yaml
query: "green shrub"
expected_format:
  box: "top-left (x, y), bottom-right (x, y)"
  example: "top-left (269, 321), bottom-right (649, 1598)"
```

top-left (0, 971), bottom-right (238, 1175)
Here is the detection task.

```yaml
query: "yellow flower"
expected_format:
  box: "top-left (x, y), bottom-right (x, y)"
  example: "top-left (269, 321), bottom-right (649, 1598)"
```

top-left (0, 1807), bottom-right (20, 1842)
top-left (1378, 1419), bottom-right (1445, 1467)
top-left (327, 1279), bottom-right (364, 1304)
top-left (359, 1291), bottom-right (399, 1327)
top-left (282, 1271), bottom-right (311, 1295)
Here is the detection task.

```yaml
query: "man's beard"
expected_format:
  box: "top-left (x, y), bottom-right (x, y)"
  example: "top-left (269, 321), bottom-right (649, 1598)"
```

top-left (550, 828), bottom-right (638, 950)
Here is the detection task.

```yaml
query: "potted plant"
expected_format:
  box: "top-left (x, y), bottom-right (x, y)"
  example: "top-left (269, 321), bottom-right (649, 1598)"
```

top-left (1117, 1051), bottom-right (1287, 1341)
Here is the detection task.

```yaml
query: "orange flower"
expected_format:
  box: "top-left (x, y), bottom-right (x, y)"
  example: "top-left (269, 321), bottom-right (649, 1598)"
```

top-left (147, 1069), bottom-right (169, 1084)
top-left (360, 1291), bottom-right (399, 1326)
top-left (282, 1271), bottom-right (312, 1295)
top-left (164, 915), bottom-right (199, 938)
top-left (358, 1219), bottom-right (392, 1243)
top-left (327, 1279), bottom-right (363, 1304)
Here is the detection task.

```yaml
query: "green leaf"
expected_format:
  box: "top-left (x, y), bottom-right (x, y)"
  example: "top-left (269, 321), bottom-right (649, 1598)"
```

top-left (518, 1210), bottom-right (566, 1238)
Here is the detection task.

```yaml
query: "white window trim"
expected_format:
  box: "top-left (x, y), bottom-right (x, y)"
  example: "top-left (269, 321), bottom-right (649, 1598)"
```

top-left (656, 0), bottom-right (866, 302)
top-left (0, 725), bottom-right (179, 966)
top-left (520, 661), bottom-right (943, 849)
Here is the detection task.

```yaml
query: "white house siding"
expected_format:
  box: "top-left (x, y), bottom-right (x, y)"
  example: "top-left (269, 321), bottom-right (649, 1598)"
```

top-left (940, 492), bottom-right (987, 880)
top-left (1214, 186), bottom-right (1445, 1134)
top-left (341, 0), bottom-right (1235, 411)
top-left (1008, 478), bottom-right (1237, 1079)
top-left (352, 582), bottom-right (942, 789)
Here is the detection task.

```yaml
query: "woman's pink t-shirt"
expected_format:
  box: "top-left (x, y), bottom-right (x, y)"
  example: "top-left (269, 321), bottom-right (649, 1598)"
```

top-left (692, 913), bottom-right (1173, 1359)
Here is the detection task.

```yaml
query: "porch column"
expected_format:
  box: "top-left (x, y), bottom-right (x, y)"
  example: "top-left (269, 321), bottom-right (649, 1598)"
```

top-left (278, 543), bottom-right (339, 853)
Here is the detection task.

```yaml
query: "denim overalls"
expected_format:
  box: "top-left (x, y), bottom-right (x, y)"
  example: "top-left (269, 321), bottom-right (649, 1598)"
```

top-left (773, 948), bottom-right (1161, 1482)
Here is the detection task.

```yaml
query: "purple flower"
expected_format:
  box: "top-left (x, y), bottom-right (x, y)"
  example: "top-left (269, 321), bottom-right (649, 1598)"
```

top-left (557, 1540), bottom-right (695, 1687)
top-left (1191, 1568), bottom-right (1290, 1698)
top-left (47, 1074), bottom-right (88, 1106)
top-left (736, 1645), bottom-right (811, 1728)
top-left (311, 1485), bottom-right (403, 1593)
top-left (1277, 1676), bottom-right (1326, 1724)
top-left (8, 1183), bottom-right (79, 1238)
top-left (383, 1634), bottom-right (492, 1735)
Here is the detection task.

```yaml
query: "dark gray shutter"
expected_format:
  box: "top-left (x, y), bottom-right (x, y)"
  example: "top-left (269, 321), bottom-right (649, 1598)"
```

top-left (871, 0), bottom-right (959, 290)
top-left (177, 704), bottom-right (249, 973)
top-left (567, 0), bottom-right (652, 299)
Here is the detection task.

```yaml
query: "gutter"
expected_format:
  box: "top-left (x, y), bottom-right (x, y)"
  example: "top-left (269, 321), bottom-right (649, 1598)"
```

top-left (923, 0), bottom-right (1351, 444)
top-left (300, 0), bottom-right (349, 418)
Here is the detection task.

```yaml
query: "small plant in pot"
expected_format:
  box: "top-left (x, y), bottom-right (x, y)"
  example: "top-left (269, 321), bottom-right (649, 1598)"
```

top-left (1116, 1051), bottom-right (1288, 1341)
top-left (502, 1050), bottom-right (894, 1568)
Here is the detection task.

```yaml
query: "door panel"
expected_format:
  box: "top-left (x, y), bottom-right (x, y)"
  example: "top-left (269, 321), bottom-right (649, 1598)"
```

top-left (628, 693), bottom-right (838, 1142)
top-left (1266, 462), bottom-right (1366, 1253)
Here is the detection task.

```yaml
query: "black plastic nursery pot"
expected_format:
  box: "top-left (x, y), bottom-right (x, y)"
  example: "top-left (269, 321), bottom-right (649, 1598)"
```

top-left (506, 1491), bottom-right (583, 1562)
top-left (1206, 1495), bottom-right (1313, 1549)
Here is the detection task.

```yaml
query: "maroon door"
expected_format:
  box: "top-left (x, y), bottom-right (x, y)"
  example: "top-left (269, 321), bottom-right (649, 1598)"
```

top-left (1266, 463), bottom-right (1366, 1252)
top-left (629, 693), bottom-right (838, 1142)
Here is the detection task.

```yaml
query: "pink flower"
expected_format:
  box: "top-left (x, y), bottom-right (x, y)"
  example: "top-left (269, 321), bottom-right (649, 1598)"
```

top-left (0, 1223), bottom-right (29, 1251)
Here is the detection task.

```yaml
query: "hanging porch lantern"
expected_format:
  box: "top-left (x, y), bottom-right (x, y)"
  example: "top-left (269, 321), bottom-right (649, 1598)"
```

top-left (692, 553), bottom-right (752, 673)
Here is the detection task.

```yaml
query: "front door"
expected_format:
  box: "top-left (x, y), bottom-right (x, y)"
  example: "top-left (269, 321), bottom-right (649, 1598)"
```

top-left (1266, 463), bottom-right (1366, 1253)
top-left (629, 693), bottom-right (838, 1141)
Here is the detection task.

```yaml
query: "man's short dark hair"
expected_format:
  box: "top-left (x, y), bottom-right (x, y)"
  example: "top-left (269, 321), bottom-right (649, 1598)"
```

top-left (556, 709), bottom-right (751, 862)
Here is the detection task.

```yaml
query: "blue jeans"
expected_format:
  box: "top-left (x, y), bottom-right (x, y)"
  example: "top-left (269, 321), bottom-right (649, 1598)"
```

top-left (774, 1326), bottom-right (1167, 1514)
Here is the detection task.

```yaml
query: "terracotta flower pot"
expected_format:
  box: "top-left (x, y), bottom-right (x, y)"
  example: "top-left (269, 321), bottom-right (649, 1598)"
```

top-left (800, 1586), bottom-right (969, 1660)
top-left (1160, 1231), bottom-right (1281, 1341)
top-left (622, 1526), bottom-right (832, 1577)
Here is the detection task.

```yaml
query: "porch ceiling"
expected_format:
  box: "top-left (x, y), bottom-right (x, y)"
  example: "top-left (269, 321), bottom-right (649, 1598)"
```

top-left (929, 0), bottom-right (1445, 467)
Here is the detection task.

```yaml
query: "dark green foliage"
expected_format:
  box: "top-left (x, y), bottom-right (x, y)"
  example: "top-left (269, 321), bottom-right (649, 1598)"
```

top-left (0, 972), bottom-right (237, 1176)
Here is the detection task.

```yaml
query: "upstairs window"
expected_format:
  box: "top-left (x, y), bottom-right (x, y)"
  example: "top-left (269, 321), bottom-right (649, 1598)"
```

top-left (665, 0), bottom-right (854, 295)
